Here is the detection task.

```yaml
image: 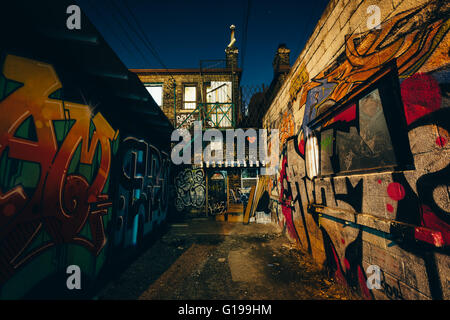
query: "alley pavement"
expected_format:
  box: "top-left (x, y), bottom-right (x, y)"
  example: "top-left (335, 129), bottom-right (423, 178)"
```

top-left (97, 218), bottom-right (358, 300)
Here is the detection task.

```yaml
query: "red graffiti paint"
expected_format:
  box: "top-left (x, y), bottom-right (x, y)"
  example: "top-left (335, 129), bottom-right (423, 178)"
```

top-left (298, 138), bottom-right (305, 156)
top-left (334, 103), bottom-right (356, 123)
top-left (357, 265), bottom-right (373, 300)
top-left (415, 227), bottom-right (445, 247)
top-left (281, 204), bottom-right (298, 240)
top-left (400, 73), bottom-right (441, 125)
top-left (3, 204), bottom-right (15, 217)
top-left (436, 136), bottom-right (447, 147)
top-left (420, 205), bottom-right (450, 246)
top-left (279, 156), bottom-right (297, 241)
top-left (322, 104), bottom-right (356, 129)
top-left (386, 203), bottom-right (394, 212)
top-left (330, 245), bottom-right (346, 287)
top-left (344, 258), bottom-right (350, 271)
top-left (387, 183), bottom-right (405, 201)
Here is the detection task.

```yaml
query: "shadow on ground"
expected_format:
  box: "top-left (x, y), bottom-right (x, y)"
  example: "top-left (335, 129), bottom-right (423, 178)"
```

top-left (97, 218), bottom-right (360, 300)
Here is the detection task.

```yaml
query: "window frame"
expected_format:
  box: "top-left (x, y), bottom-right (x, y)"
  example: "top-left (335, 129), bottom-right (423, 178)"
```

top-left (307, 62), bottom-right (414, 178)
top-left (183, 84), bottom-right (198, 110)
top-left (241, 168), bottom-right (259, 189)
top-left (144, 82), bottom-right (163, 108)
top-left (205, 81), bottom-right (233, 127)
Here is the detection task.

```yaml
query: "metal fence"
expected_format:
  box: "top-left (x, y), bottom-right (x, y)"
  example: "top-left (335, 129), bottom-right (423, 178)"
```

top-left (173, 83), bottom-right (270, 130)
top-left (238, 83), bottom-right (268, 128)
top-left (175, 102), bottom-right (235, 129)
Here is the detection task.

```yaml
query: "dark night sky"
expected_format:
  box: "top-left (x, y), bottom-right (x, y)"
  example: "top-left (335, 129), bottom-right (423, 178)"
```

top-left (76, 0), bottom-right (329, 86)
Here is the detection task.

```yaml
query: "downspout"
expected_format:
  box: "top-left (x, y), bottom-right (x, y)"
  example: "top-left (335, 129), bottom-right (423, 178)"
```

top-left (173, 80), bottom-right (176, 127)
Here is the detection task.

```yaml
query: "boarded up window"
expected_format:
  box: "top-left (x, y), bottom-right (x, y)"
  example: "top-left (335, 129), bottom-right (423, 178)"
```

top-left (317, 88), bottom-right (397, 175)
top-left (358, 89), bottom-right (395, 161)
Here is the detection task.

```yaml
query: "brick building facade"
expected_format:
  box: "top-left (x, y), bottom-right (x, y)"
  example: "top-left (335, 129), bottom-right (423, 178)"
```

top-left (131, 28), bottom-right (264, 222)
top-left (131, 41), bottom-right (241, 129)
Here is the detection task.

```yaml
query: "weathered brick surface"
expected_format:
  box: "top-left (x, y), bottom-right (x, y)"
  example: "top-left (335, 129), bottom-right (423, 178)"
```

top-left (264, 0), bottom-right (450, 300)
top-left (134, 71), bottom-right (240, 126)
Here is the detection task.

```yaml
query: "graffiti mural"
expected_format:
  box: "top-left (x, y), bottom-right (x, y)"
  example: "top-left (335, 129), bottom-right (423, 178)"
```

top-left (207, 171), bottom-right (227, 215)
top-left (265, 0), bottom-right (450, 300)
top-left (0, 54), bottom-right (119, 293)
top-left (279, 109), bottom-right (295, 151)
top-left (297, 1), bottom-right (450, 134)
top-left (174, 168), bottom-right (206, 212)
top-left (208, 200), bottom-right (227, 215)
top-left (289, 62), bottom-right (309, 102)
top-left (0, 53), bottom-right (172, 299)
top-left (176, 113), bottom-right (205, 129)
top-left (114, 137), bottom-right (170, 248)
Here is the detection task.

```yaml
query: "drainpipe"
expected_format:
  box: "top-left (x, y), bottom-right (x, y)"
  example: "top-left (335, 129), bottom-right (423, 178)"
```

top-left (173, 80), bottom-right (176, 127)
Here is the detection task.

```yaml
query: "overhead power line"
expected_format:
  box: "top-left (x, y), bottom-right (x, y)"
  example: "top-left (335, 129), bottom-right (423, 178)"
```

top-left (240, 0), bottom-right (251, 77)
top-left (85, 0), bottom-right (143, 65)
top-left (88, 0), bottom-right (156, 69)
top-left (109, 0), bottom-right (176, 82)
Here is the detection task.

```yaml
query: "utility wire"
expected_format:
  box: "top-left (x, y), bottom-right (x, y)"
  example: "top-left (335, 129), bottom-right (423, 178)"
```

top-left (89, 0), bottom-right (154, 68)
top-left (85, 0), bottom-right (143, 65)
top-left (240, 0), bottom-right (251, 80)
top-left (121, 1), bottom-right (173, 73)
top-left (91, 0), bottom-right (173, 102)
top-left (110, 0), bottom-right (176, 83)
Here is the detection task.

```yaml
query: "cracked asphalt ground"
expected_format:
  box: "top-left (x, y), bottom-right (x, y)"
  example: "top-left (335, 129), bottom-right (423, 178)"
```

top-left (97, 218), bottom-right (359, 300)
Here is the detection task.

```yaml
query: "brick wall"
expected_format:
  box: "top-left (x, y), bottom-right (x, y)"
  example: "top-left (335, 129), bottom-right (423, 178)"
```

top-left (135, 71), bottom-right (240, 127)
top-left (263, 0), bottom-right (450, 300)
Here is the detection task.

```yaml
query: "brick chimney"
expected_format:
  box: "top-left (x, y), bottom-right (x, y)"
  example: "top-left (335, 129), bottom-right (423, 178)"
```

top-left (272, 43), bottom-right (290, 76)
top-left (225, 25), bottom-right (239, 69)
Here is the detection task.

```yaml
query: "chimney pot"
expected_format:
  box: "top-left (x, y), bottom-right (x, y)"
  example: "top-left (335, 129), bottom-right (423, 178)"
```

top-left (225, 25), bottom-right (238, 68)
top-left (273, 44), bottom-right (290, 75)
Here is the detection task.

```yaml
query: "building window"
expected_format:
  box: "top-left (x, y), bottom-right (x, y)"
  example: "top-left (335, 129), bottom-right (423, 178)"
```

top-left (145, 83), bottom-right (163, 107)
top-left (314, 87), bottom-right (398, 176)
top-left (241, 168), bottom-right (258, 189)
top-left (183, 85), bottom-right (197, 110)
top-left (206, 81), bottom-right (233, 127)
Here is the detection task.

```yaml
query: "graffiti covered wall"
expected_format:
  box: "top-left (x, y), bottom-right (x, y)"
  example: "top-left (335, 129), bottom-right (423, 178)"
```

top-left (263, 0), bottom-right (449, 300)
top-left (114, 137), bottom-right (170, 248)
top-left (174, 167), bottom-right (206, 213)
top-left (0, 54), bottom-right (119, 298)
top-left (0, 53), bottom-right (171, 298)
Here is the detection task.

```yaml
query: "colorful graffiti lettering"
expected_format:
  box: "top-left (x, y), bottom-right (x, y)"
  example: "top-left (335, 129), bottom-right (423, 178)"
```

top-left (297, 1), bottom-right (449, 133)
top-left (266, 0), bottom-right (450, 300)
top-left (0, 54), bottom-right (119, 284)
top-left (279, 109), bottom-right (295, 150)
top-left (279, 153), bottom-right (298, 241)
top-left (114, 137), bottom-right (170, 248)
top-left (289, 62), bottom-right (309, 102)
